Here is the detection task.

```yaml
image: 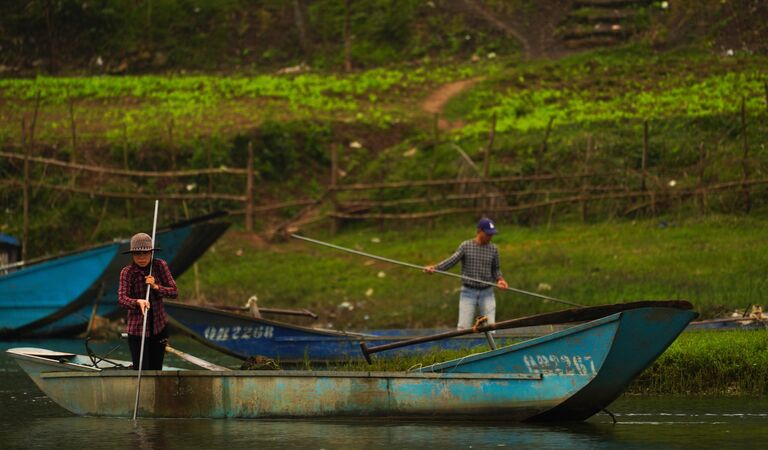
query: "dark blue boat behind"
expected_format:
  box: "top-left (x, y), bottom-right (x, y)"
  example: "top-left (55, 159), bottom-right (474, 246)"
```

top-left (166, 301), bottom-right (543, 361)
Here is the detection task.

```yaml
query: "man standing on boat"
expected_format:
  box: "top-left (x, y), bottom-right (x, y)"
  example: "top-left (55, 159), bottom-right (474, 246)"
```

top-left (118, 232), bottom-right (178, 370)
top-left (424, 218), bottom-right (508, 329)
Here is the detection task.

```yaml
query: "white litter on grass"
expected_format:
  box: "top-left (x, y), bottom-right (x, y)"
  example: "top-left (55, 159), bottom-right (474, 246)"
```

top-left (537, 282), bottom-right (552, 292)
top-left (365, 288), bottom-right (374, 297)
top-left (349, 141), bottom-right (362, 149)
top-left (371, 237), bottom-right (381, 243)
top-left (377, 271), bottom-right (386, 278)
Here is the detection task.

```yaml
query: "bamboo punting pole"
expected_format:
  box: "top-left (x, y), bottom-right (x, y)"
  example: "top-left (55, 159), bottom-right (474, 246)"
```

top-left (133, 200), bottom-right (160, 421)
top-left (291, 234), bottom-right (582, 308)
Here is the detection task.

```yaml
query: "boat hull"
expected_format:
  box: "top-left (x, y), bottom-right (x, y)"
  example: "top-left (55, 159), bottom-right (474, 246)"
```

top-left (4, 217), bottom-right (230, 338)
top-left (420, 306), bottom-right (697, 421)
top-left (7, 304), bottom-right (694, 421)
top-left (166, 301), bottom-right (527, 361)
top-left (7, 306), bottom-right (618, 420)
top-left (31, 369), bottom-right (575, 419)
top-left (0, 244), bottom-right (119, 334)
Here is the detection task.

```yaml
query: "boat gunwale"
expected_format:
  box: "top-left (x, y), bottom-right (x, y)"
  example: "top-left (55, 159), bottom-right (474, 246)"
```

top-left (36, 368), bottom-right (546, 381)
top-left (7, 351), bottom-right (103, 372)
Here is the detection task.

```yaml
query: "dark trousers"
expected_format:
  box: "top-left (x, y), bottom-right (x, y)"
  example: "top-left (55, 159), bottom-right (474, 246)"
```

top-left (128, 327), bottom-right (168, 370)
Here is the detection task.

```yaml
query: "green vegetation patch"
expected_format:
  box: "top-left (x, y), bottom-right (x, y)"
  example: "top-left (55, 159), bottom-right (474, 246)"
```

top-left (631, 329), bottom-right (768, 395)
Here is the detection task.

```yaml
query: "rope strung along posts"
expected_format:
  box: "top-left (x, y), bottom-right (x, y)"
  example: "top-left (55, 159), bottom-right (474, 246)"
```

top-left (290, 234), bottom-right (582, 308)
top-left (133, 200), bottom-right (159, 421)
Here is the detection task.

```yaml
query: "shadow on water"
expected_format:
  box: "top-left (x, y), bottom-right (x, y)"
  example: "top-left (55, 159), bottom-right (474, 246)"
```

top-left (2, 339), bottom-right (768, 449)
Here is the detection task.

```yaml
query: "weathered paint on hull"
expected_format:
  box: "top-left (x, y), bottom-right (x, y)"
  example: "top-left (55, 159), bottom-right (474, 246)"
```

top-left (32, 369), bottom-right (580, 420)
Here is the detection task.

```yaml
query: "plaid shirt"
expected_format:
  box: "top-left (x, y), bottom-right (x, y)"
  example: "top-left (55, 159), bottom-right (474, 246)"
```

top-left (436, 239), bottom-right (503, 289)
top-left (118, 258), bottom-right (177, 336)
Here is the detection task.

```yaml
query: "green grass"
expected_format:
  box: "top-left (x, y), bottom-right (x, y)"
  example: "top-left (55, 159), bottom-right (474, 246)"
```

top-left (631, 329), bottom-right (768, 395)
top-left (176, 215), bottom-right (768, 329)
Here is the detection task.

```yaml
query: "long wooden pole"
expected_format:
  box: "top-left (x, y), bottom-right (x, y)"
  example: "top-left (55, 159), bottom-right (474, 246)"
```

top-left (133, 200), bottom-right (159, 421)
top-left (290, 234), bottom-right (582, 307)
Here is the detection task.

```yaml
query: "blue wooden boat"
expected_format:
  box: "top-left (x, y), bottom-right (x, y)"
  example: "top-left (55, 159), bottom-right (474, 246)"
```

top-left (6, 303), bottom-right (695, 420)
top-left (418, 305), bottom-right (698, 421)
top-left (165, 301), bottom-right (527, 361)
top-left (0, 212), bottom-right (230, 338)
top-left (0, 243), bottom-right (119, 335)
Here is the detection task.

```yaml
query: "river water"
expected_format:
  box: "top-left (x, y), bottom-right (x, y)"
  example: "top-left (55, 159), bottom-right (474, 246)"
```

top-left (1, 337), bottom-right (767, 449)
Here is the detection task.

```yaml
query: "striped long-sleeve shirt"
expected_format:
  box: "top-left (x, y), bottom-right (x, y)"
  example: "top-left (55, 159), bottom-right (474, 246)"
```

top-left (118, 258), bottom-right (178, 336)
top-left (435, 239), bottom-right (503, 289)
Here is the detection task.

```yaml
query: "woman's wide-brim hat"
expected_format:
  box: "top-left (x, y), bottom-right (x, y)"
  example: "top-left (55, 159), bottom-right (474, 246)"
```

top-left (122, 232), bottom-right (162, 254)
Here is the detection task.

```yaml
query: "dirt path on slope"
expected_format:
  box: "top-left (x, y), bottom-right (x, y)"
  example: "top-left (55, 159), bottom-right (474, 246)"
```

top-left (421, 77), bottom-right (483, 130)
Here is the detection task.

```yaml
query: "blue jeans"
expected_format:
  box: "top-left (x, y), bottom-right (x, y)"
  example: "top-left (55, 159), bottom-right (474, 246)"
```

top-left (458, 286), bottom-right (496, 330)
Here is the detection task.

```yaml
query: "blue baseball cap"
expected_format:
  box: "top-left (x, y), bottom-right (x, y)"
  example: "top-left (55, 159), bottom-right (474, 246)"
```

top-left (477, 218), bottom-right (498, 235)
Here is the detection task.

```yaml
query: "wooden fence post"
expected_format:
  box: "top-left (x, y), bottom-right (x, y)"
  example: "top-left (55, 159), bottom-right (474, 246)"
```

top-left (206, 144), bottom-right (214, 211)
top-left (741, 96), bottom-right (751, 213)
top-left (641, 120), bottom-right (648, 193)
top-left (330, 144), bottom-right (339, 235)
top-left (167, 119), bottom-right (180, 222)
top-left (21, 118), bottom-right (29, 262)
top-left (697, 142), bottom-right (708, 214)
top-left (482, 112), bottom-right (496, 215)
top-left (539, 117), bottom-right (554, 227)
top-left (580, 135), bottom-right (592, 223)
top-left (68, 94), bottom-right (77, 186)
top-left (122, 122), bottom-right (131, 219)
top-left (245, 141), bottom-right (254, 232)
top-left (22, 92), bottom-right (41, 260)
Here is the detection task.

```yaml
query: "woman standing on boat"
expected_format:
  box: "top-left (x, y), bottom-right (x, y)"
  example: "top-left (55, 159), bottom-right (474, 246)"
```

top-left (118, 232), bottom-right (178, 370)
top-left (424, 218), bottom-right (508, 329)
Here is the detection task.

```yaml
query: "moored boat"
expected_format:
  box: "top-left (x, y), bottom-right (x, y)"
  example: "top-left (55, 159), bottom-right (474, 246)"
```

top-left (7, 302), bottom-right (696, 420)
top-left (165, 301), bottom-right (532, 361)
top-left (0, 243), bottom-right (120, 336)
top-left (0, 212), bottom-right (230, 338)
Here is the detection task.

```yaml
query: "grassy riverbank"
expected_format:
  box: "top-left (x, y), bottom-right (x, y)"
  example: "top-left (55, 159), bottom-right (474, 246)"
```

top-left (631, 329), bottom-right (768, 395)
top-left (176, 215), bottom-right (768, 328)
